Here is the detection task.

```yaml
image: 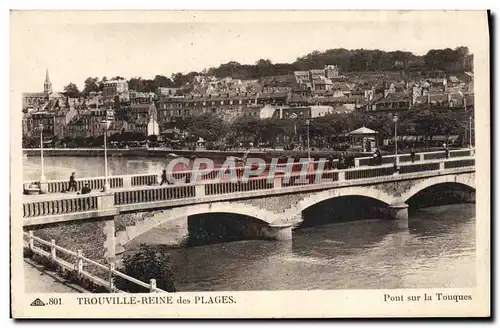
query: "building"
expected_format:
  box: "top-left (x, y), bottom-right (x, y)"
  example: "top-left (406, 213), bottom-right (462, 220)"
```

top-left (294, 71), bottom-right (310, 84)
top-left (273, 105), bottom-right (333, 119)
top-left (103, 80), bottom-right (129, 104)
top-left (65, 113), bottom-right (92, 138)
top-left (53, 107), bottom-right (78, 137)
top-left (156, 91), bottom-right (289, 123)
top-left (156, 87), bottom-right (179, 97)
top-left (22, 69), bottom-right (53, 111)
top-left (325, 65), bottom-right (340, 79)
top-left (23, 111), bottom-right (55, 138)
top-left (370, 92), bottom-right (411, 112)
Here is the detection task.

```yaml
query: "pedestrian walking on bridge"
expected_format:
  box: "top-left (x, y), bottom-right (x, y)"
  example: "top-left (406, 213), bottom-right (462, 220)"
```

top-left (160, 169), bottom-right (169, 186)
top-left (67, 172), bottom-right (77, 192)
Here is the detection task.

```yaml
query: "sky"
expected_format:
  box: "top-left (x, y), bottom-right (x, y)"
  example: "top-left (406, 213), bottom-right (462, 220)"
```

top-left (10, 10), bottom-right (487, 93)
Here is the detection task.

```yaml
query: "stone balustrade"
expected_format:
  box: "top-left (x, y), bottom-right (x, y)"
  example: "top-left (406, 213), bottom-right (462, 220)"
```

top-left (24, 150), bottom-right (472, 195)
top-left (354, 148), bottom-right (473, 167)
top-left (23, 194), bottom-right (100, 218)
top-left (114, 184), bottom-right (196, 205)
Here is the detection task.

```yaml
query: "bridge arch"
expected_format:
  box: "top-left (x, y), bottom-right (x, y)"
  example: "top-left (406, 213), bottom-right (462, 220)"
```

top-left (401, 173), bottom-right (475, 203)
top-left (277, 186), bottom-right (394, 226)
top-left (116, 202), bottom-right (279, 250)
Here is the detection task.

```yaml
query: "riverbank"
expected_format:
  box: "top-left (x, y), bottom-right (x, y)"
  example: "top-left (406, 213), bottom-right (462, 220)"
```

top-left (22, 146), bottom-right (452, 160)
top-left (22, 147), bottom-right (369, 160)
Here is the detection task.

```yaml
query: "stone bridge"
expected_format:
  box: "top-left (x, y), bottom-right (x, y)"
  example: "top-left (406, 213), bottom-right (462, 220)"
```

top-left (22, 156), bottom-right (476, 266)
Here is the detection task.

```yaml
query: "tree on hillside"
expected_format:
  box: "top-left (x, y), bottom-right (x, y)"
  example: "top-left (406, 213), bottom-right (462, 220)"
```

top-left (81, 77), bottom-right (100, 96)
top-left (63, 83), bottom-right (81, 98)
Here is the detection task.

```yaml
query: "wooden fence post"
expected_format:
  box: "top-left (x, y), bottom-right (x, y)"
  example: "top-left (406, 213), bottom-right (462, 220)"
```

top-left (108, 262), bottom-right (115, 292)
top-left (76, 250), bottom-right (83, 275)
top-left (28, 231), bottom-right (34, 250)
top-left (149, 279), bottom-right (157, 293)
top-left (50, 239), bottom-right (56, 260)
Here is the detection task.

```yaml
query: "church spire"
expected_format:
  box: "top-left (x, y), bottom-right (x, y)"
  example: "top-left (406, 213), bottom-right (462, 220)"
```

top-left (44, 68), bottom-right (52, 94)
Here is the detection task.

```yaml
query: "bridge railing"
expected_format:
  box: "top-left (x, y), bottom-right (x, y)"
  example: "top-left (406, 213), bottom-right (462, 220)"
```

top-left (23, 160), bottom-right (332, 194)
top-left (444, 158), bottom-right (476, 169)
top-left (23, 194), bottom-right (100, 218)
top-left (23, 232), bottom-right (166, 293)
top-left (112, 156), bottom-right (475, 205)
top-left (114, 184), bottom-right (196, 205)
top-left (22, 156), bottom-right (475, 218)
top-left (354, 148), bottom-right (473, 167)
top-left (24, 149), bottom-right (473, 194)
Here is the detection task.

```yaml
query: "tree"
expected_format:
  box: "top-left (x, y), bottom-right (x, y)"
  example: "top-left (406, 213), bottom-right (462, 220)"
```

top-left (147, 135), bottom-right (158, 143)
top-left (63, 83), bottom-right (81, 98)
top-left (114, 247), bottom-right (176, 293)
top-left (185, 114), bottom-right (228, 142)
top-left (231, 116), bottom-right (263, 143)
top-left (82, 77), bottom-right (99, 96)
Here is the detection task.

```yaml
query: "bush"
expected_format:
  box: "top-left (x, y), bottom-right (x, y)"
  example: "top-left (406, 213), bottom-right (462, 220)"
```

top-left (23, 247), bottom-right (34, 259)
top-left (114, 247), bottom-right (176, 293)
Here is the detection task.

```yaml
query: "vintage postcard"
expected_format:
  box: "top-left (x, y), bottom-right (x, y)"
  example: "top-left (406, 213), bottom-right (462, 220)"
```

top-left (10, 10), bottom-right (490, 318)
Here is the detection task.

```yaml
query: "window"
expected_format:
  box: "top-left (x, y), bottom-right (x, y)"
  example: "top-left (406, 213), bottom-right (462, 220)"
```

top-left (230, 100), bottom-right (233, 105)
top-left (221, 101), bottom-right (224, 105)
top-left (203, 101), bottom-right (206, 106)
top-left (239, 100), bottom-right (243, 104)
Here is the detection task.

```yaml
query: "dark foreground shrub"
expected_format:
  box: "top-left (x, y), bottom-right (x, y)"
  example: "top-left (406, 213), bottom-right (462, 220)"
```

top-left (114, 247), bottom-right (176, 293)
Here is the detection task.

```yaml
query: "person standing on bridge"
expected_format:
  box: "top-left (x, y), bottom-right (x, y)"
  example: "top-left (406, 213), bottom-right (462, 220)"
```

top-left (81, 183), bottom-right (91, 195)
top-left (374, 149), bottom-right (382, 166)
top-left (67, 172), bottom-right (77, 192)
top-left (410, 146), bottom-right (416, 163)
top-left (444, 143), bottom-right (450, 159)
top-left (338, 153), bottom-right (345, 170)
top-left (160, 169), bottom-right (169, 186)
top-left (328, 155), bottom-right (335, 170)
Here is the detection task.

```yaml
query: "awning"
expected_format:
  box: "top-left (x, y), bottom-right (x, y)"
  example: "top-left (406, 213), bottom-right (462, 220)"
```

top-left (349, 126), bottom-right (378, 135)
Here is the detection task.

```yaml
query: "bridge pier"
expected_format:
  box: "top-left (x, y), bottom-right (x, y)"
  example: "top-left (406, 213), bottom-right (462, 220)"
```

top-left (103, 217), bottom-right (116, 264)
top-left (388, 203), bottom-right (409, 229)
top-left (261, 224), bottom-right (293, 241)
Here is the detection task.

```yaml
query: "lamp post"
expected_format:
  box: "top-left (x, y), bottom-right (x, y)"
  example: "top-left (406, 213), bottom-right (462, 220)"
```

top-left (102, 120), bottom-right (110, 191)
top-left (393, 115), bottom-right (399, 165)
top-left (306, 119), bottom-right (311, 161)
top-left (39, 123), bottom-right (46, 181)
top-left (469, 115), bottom-right (473, 150)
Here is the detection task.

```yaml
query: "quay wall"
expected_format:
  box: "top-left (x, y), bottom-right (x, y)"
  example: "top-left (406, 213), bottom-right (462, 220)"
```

top-left (22, 147), bottom-right (450, 161)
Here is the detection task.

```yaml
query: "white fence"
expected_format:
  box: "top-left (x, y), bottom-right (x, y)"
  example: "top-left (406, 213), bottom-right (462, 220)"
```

top-left (23, 232), bottom-right (166, 293)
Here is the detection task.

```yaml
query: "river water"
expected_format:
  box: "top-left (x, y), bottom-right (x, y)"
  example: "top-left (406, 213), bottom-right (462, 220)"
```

top-left (162, 204), bottom-right (475, 291)
top-left (23, 156), bottom-right (175, 181)
top-left (23, 156), bottom-right (476, 290)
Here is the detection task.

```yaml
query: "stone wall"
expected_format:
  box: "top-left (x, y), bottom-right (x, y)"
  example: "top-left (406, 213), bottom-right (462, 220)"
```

top-left (239, 193), bottom-right (305, 213)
